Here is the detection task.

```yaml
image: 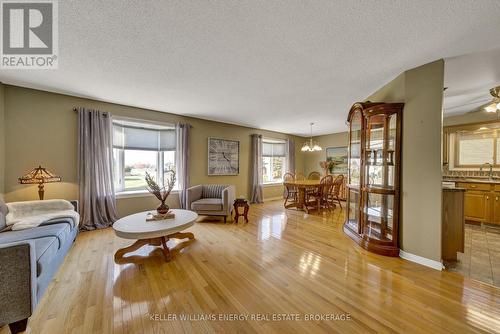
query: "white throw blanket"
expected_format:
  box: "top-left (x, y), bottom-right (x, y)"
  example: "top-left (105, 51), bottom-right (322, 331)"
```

top-left (6, 199), bottom-right (80, 231)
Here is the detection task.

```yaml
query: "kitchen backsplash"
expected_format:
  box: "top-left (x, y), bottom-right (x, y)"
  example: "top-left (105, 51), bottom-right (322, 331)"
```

top-left (443, 165), bottom-right (500, 178)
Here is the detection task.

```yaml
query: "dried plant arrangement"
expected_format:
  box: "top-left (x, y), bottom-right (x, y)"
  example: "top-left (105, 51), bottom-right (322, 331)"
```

top-left (145, 168), bottom-right (176, 215)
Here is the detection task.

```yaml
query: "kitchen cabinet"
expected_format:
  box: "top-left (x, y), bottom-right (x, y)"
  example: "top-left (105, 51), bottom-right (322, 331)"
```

top-left (493, 193), bottom-right (500, 224)
top-left (456, 181), bottom-right (500, 225)
top-left (442, 188), bottom-right (465, 262)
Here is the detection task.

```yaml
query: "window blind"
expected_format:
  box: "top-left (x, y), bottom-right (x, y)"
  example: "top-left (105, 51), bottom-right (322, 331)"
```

top-left (113, 124), bottom-right (176, 151)
top-left (262, 142), bottom-right (286, 157)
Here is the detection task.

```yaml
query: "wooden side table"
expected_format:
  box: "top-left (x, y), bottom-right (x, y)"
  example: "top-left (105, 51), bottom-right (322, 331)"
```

top-left (233, 199), bottom-right (249, 223)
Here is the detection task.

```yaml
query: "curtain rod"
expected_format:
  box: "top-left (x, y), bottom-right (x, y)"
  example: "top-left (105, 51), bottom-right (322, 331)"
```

top-left (73, 107), bottom-right (193, 127)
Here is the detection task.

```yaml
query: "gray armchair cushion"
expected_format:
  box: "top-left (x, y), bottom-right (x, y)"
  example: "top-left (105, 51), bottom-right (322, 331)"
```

top-left (191, 198), bottom-right (223, 211)
top-left (187, 185), bottom-right (203, 212)
top-left (0, 198), bottom-right (8, 231)
top-left (202, 185), bottom-right (228, 199)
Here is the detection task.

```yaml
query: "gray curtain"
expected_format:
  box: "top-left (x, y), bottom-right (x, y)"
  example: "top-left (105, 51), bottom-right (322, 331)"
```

top-left (77, 107), bottom-right (117, 230)
top-left (176, 123), bottom-right (190, 209)
top-left (250, 134), bottom-right (264, 203)
top-left (286, 138), bottom-right (295, 173)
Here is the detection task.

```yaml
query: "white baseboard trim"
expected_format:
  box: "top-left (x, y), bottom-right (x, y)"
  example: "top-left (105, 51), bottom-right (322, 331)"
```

top-left (264, 196), bottom-right (283, 202)
top-left (399, 250), bottom-right (444, 271)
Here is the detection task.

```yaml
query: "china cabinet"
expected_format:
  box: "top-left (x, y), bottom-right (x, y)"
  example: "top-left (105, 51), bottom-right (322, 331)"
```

top-left (343, 102), bottom-right (404, 256)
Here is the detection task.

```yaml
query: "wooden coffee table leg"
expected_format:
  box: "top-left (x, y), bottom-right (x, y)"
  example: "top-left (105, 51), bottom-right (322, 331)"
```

top-left (168, 232), bottom-right (195, 240)
top-left (115, 239), bottom-right (150, 260)
top-left (115, 233), bottom-right (194, 262)
top-left (160, 236), bottom-right (172, 262)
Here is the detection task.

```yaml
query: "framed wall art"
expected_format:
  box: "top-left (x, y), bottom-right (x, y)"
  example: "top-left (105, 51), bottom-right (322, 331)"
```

top-left (208, 137), bottom-right (240, 175)
top-left (326, 146), bottom-right (348, 174)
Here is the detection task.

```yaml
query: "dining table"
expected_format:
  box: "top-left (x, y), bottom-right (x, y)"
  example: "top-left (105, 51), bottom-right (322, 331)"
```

top-left (283, 179), bottom-right (321, 213)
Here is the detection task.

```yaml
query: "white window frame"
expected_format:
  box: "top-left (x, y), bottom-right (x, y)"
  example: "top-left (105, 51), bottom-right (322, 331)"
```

top-left (262, 138), bottom-right (287, 185)
top-left (112, 117), bottom-right (177, 195)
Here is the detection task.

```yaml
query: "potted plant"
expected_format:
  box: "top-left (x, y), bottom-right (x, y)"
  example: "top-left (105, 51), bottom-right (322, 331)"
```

top-left (145, 168), bottom-right (176, 215)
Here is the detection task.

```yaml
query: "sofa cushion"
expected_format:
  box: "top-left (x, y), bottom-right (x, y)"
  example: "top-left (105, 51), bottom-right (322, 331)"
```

top-left (34, 236), bottom-right (59, 277)
top-left (202, 185), bottom-right (227, 199)
top-left (0, 221), bottom-right (74, 249)
top-left (0, 198), bottom-right (8, 231)
top-left (191, 198), bottom-right (223, 211)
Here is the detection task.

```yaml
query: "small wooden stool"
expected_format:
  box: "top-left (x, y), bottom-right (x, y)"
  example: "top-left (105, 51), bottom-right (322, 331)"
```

top-left (233, 198), bottom-right (249, 223)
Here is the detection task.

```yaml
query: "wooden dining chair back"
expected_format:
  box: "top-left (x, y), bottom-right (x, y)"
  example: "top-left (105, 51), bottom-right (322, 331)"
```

top-left (330, 174), bottom-right (345, 210)
top-left (283, 172), bottom-right (298, 207)
top-left (308, 171), bottom-right (321, 180)
top-left (295, 172), bottom-right (305, 181)
top-left (308, 175), bottom-right (333, 212)
top-left (319, 175), bottom-right (334, 196)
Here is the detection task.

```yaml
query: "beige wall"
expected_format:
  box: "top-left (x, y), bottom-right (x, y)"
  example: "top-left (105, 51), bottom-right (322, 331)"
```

top-left (2, 85), bottom-right (305, 217)
top-left (303, 132), bottom-right (348, 175)
top-left (0, 82), bottom-right (4, 194)
top-left (443, 110), bottom-right (498, 127)
top-left (367, 60), bottom-right (444, 262)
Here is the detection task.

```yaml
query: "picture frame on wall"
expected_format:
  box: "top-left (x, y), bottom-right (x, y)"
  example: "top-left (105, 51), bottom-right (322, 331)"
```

top-left (208, 137), bottom-right (240, 175)
top-left (326, 146), bottom-right (348, 174)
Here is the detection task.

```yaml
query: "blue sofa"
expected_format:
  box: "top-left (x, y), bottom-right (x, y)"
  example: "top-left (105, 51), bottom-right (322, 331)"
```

top-left (0, 199), bottom-right (78, 333)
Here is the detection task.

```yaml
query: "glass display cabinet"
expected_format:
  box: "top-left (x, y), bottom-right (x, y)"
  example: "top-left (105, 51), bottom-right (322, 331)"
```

top-left (343, 102), bottom-right (404, 256)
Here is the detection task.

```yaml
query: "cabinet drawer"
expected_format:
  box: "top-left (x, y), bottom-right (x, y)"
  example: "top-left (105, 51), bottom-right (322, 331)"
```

top-left (494, 184), bottom-right (500, 192)
top-left (457, 183), bottom-right (491, 191)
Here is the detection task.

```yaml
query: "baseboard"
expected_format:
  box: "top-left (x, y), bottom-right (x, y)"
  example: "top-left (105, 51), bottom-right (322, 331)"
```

top-left (399, 250), bottom-right (444, 271)
top-left (264, 196), bottom-right (283, 202)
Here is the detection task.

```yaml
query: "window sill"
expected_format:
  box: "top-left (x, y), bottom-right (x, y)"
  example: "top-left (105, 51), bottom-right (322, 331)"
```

top-left (263, 182), bottom-right (283, 187)
top-left (116, 190), bottom-right (179, 199)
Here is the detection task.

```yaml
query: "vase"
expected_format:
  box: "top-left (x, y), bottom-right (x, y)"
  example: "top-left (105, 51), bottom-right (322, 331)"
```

top-left (157, 202), bottom-right (169, 215)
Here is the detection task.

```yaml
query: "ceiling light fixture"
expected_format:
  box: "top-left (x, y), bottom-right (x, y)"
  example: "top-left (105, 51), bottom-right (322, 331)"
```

top-left (483, 86), bottom-right (500, 114)
top-left (301, 122), bottom-right (322, 152)
top-left (485, 104), bottom-right (498, 113)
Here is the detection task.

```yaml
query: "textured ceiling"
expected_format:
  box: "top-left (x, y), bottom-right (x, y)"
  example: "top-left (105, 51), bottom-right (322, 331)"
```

top-left (1, 1), bottom-right (500, 136)
top-left (444, 48), bottom-right (500, 116)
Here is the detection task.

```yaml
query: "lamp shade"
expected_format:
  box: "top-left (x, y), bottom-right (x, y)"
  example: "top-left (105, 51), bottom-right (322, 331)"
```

top-left (18, 165), bottom-right (61, 184)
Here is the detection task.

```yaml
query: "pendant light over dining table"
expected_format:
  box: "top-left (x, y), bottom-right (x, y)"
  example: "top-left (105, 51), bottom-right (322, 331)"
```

top-left (301, 122), bottom-right (322, 152)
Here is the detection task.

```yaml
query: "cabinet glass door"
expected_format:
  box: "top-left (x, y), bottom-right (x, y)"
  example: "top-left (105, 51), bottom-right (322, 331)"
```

top-left (363, 192), bottom-right (394, 241)
top-left (365, 114), bottom-right (397, 190)
top-left (346, 189), bottom-right (361, 232)
top-left (349, 110), bottom-right (362, 187)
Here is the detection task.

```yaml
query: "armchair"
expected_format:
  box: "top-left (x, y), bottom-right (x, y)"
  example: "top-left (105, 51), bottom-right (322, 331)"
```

top-left (187, 185), bottom-right (235, 223)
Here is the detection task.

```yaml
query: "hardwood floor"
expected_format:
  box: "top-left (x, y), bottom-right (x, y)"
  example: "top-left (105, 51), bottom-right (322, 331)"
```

top-left (3, 200), bottom-right (500, 334)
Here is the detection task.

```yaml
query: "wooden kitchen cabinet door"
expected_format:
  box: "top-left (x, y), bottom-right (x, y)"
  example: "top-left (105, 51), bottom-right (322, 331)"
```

top-left (464, 191), bottom-right (490, 223)
top-left (492, 193), bottom-right (500, 225)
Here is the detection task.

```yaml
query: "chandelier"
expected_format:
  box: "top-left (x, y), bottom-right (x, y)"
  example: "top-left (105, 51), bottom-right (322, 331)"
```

top-left (301, 122), bottom-right (322, 152)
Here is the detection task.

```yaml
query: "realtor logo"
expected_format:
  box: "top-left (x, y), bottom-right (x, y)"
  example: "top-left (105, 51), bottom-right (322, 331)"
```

top-left (1, 0), bottom-right (58, 69)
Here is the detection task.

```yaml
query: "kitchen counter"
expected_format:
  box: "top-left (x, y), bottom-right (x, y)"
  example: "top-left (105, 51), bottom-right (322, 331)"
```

top-left (443, 177), bottom-right (500, 185)
top-left (442, 187), bottom-right (466, 192)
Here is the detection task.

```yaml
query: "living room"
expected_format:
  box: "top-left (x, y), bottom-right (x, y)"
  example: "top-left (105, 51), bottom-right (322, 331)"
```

top-left (1, 1), bottom-right (500, 334)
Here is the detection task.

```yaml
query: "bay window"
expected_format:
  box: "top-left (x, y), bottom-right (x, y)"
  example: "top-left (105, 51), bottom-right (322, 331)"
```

top-left (113, 119), bottom-right (176, 193)
top-left (262, 139), bottom-right (286, 184)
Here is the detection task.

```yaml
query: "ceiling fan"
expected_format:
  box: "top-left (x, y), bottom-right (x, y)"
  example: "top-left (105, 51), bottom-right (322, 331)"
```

top-left (483, 86), bottom-right (500, 113)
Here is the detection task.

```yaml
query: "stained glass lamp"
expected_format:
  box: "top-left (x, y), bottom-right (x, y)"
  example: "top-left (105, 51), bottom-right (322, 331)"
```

top-left (18, 165), bottom-right (61, 200)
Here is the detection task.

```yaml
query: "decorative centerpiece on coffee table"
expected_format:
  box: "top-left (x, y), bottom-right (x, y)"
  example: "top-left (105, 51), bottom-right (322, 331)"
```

top-left (145, 169), bottom-right (176, 216)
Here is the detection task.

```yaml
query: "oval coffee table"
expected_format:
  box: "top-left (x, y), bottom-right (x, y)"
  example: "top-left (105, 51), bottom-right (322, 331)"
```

top-left (113, 209), bottom-right (198, 262)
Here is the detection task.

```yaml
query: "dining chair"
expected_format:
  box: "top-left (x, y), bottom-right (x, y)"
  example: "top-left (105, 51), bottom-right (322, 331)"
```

top-left (308, 175), bottom-right (333, 212)
top-left (307, 171), bottom-right (321, 180)
top-left (283, 172), bottom-right (297, 207)
top-left (328, 174), bottom-right (345, 210)
top-left (295, 172), bottom-right (305, 181)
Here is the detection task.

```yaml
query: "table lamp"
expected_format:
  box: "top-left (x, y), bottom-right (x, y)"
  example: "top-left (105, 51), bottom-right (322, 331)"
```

top-left (18, 165), bottom-right (61, 200)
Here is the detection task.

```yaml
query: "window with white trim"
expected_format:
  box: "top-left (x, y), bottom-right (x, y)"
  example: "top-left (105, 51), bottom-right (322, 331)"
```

top-left (455, 129), bottom-right (499, 167)
top-left (113, 119), bottom-right (177, 192)
top-left (262, 139), bottom-right (286, 184)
